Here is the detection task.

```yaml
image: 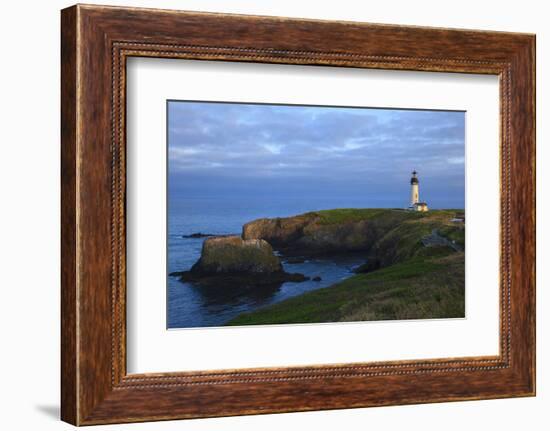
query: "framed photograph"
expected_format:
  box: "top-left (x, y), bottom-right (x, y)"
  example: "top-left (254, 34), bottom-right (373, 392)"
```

top-left (61, 4), bottom-right (535, 425)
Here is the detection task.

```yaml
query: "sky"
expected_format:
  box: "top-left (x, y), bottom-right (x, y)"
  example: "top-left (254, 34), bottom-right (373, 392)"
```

top-left (168, 101), bottom-right (465, 209)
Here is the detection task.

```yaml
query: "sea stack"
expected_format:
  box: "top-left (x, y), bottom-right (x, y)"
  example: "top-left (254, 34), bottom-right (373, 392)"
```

top-left (172, 236), bottom-right (309, 288)
top-left (191, 236), bottom-right (283, 274)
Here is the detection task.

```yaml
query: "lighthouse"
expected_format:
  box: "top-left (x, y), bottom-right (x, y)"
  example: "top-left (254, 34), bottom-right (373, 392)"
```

top-left (410, 170), bottom-right (419, 206)
top-left (408, 170), bottom-right (429, 212)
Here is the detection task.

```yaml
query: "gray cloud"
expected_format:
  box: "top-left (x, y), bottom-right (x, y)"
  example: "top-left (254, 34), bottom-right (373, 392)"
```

top-left (168, 101), bottom-right (465, 208)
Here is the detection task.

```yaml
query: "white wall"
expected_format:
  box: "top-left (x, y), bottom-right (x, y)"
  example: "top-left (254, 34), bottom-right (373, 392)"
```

top-left (0, 0), bottom-right (546, 429)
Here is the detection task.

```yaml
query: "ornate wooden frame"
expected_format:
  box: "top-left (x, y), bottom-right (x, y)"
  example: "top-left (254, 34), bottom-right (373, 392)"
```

top-left (61, 4), bottom-right (535, 425)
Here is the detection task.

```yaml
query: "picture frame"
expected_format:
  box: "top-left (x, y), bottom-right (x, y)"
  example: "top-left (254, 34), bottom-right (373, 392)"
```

top-left (60, 4), bottom-right (535, 425)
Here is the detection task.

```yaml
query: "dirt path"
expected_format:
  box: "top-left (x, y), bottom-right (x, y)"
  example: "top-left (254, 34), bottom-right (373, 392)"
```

top-left (422, 229), bottom-right (462, 252)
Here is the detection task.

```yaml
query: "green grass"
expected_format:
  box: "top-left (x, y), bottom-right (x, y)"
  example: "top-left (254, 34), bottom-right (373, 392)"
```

top-left (310, 208), bottom-right (421, 225)
top-left (310, 208), bottom-right (463, 225)
top-left (371, 220), bottom-right (433, 264)
top-left (438, 225), bottom-right (465, 247)
top-left (226, 253), bottom-right (465, 326)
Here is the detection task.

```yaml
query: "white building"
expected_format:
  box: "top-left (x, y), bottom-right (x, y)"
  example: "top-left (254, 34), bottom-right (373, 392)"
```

top-left (408, 170), bottom-right (429, 212)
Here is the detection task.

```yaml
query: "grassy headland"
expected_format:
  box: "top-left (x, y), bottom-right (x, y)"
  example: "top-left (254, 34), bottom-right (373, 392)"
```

top-left (228, 208), bottom-right (465, 325)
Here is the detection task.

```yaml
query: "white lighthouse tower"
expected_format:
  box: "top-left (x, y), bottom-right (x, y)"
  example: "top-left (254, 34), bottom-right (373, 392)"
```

top-left (408, 170), bottom-right (429, 212)
top-left (410, 170), bottom-right (419, 206)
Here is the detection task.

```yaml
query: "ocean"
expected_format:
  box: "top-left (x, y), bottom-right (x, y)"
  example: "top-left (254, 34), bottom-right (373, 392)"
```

top-left (167, 195), bottom-right (381, 329)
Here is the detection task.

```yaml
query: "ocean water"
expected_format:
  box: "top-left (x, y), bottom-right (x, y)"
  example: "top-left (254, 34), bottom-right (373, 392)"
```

top-left (167, 195), bottom-right (377, 329)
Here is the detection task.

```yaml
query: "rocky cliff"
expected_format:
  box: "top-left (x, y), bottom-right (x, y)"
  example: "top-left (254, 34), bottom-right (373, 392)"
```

top-left (243, 208), bottom-right (464, 268)
top-left (243, 213), bottom-right (378, 255)
top-left (224, 209), bottom-right (466, 325)
top-left (173, 209), bottom-right (465, 291)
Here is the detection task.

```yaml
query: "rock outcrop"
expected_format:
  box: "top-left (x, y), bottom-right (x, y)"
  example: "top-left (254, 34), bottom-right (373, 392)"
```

top-left (192, 236), bottom-right (282, 274)
top-left (242, 209), bottom-right (465, 267)
top-left (182, 232), bottom-right (218, 239)
top-left (242, 211), bottom-right (405, 255)
top-left (242, 213), bottom-right (318, 248)
top-left (172, 236), bottom-right (308, 288)
top-left (243, 216), bottom-right (376, 255)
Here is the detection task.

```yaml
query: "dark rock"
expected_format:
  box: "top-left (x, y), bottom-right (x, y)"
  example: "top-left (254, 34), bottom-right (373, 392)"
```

top-left (312, 276), bottom-right (322, 282)
top-left (284, 256), bottom-right (307, 264)
top-left (353, 259), bottom-right (381, 274)
top-left (177, 270), bottom-right (309, 289)
top-left (286, 273), bottom-right (310, 282)
top-left (182, 232), bottom-right (214, 238)
top-left (182, 232), bottom-right (233, 239)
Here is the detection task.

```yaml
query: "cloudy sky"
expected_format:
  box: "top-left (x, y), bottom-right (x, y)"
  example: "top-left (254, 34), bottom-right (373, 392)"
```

top-left (168, 101), bottom-right (465, 209)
